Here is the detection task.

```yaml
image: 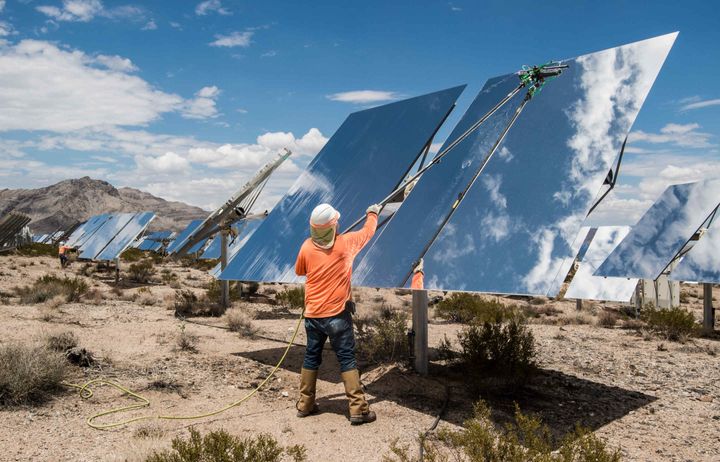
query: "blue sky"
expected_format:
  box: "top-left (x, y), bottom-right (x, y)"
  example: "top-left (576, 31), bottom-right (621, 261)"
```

top-left (0, 0), bottom-right (718, 224)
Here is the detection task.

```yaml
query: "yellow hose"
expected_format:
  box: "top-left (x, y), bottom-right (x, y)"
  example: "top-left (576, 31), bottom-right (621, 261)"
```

top-left (63, 312), bottom-right (304, 430)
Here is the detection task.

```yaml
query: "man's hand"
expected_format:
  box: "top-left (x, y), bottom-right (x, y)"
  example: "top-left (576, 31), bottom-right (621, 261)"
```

top-left (413, 258), bottom-right (424, 274)
top-left (366, 204), bottom-right (382, 215)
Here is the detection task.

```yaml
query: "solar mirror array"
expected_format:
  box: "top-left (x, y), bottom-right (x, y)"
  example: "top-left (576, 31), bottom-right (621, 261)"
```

top-left (219, 85), bottom-right (466, 282)
top-left (219, 33), bottom-right (678, 298)
top-left (565, 226), bottom-right (639, 302)
top-left (136, 230), bottom-right (174, 252)
top-left (0, 212), bottom-right (31, 252)
top-left (594, 179), bottom-right (720, 280)
top-left (65, 212), bottom-right (156, 261)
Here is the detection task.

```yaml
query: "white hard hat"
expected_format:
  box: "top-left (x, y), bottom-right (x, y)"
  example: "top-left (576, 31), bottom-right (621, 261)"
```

top-left (310, 203), bottom-right (340, 228)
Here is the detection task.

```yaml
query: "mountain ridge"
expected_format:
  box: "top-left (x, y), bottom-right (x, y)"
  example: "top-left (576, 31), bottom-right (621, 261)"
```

top-left (0, 177), bottom-right (209, 234)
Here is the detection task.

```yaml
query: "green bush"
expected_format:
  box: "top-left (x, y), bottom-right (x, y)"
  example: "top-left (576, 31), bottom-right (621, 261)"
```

top-left (435, 293), bottom-right (515, 324)
top-left (641, 304), bottom-right (697, 341)
top-left (121, 247), bottom-right (145, 262)
top-left (0, 343), bottom-right (68, 405)
top-left (242, 281), bottom-right (260, 297)
top-left (15, 274), bottom-right (88, 304)
top-left (440, 401), bottom-right (621, 462)
top-left (385, 401), bottom-right (621, 462)
top-left (355, 309), bottom-right (409, 364)
top-left (128, 260), bottom-right (155, 283)
top-left (14, 243), bottom-right (57, 257)
top-left (145, 428), bottom-right (306, 462)
top-left (456, 318), bottom-right (536, 391)
top-left (276, 286), bottom-right (305, 310)
top-left (206, 280), bottom-right (242, 303)
top-left (174, 289), bottom-right (220, 317)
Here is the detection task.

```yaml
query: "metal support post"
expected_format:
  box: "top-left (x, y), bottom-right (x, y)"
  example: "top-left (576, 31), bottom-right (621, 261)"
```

top-left (576, 299), bottom-right (582, 311)
top-left (412, 289), bottom-right (429, 376)
top-left (220, 229), bottom-right (230, 310)
top-left (703, 283), bottom-right (715, 333)
top-left (114, 258), bottom-right (120, 284)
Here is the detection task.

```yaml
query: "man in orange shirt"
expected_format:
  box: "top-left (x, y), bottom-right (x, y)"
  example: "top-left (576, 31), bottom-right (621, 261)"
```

top-left (295, 202), bottom-right (381, 425)
top-left (58, 244), bottom-right (70, 268)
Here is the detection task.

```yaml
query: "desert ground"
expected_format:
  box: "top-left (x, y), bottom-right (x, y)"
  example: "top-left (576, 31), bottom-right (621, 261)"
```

top-left (0, 253), bottom-right (719, 462)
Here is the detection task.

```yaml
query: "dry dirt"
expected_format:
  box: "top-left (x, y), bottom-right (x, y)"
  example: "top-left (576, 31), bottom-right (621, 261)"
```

top-left (0, 254), bottom-right (719, 461)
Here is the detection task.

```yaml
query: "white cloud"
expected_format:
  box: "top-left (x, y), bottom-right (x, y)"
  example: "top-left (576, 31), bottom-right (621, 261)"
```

top-left (135, 151), bottom-right (190, 173)
top-left (195, 0), bottom-right (230, 16)
top-left (680, 98), bottom-right (720, 111)
top-left (182, 85), bottom-right (221, 119)
top-left (36, 0), bottom-right (143, 23)
top-left (629, 122), bottom-right (714, 148)
top-left (94, 53), bottom-right (137, 72)
top-left (327, 90), bottom-right (399, 104)
top-left (0, 1), bottom-right (5, 13)
top-left (261, 50), bottom-right (277, 58)
top-left (141, 19), bottom-right (157, 30)
top-left (210, 31), bottom-right (253, 48)
top-left (0, 21), bottom-right (13, 37)
top-left (0, 40), bottom-right (232, 132)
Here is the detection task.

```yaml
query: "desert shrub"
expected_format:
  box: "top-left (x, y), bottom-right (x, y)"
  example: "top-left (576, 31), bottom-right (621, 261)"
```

top-left (276, 286), bottom-right (305, 310)
top-left (242, 281), bottom-right (260, 297)
top-left (641, 304), bottom-right (697, 341)
top-left (522, 304), bottom-right (562, 319)
top-left (121, 247), bottom-right (145, 262)
top-left (128, 260), bottom-right (155, 283)
top-left (173, 289), bottom-right (197, 314)
top-left (456, 318), bottom-right (536, 391)
top-left (15, 274), bottom-right (88, 304)
top-left (435, 293), bottom-right (515, 324)
top-left (226, 309), bottom-right (259, 337)
top-left (145, 428), bottom-right (292, 462)
top-left (679, 290), bottom-right (691, 303)
top-left (138, 291), bottom-right (157, 306)
top-left (0, 343), bottom-right (68, 405)
top-left (436, 334), bottom-right (458, 361)
top-left (206, 280), bottom-right (242, 303)
top-left (160, 269), bottom-right (177, 283)
top-left (83, 287), bottom-right (105, 304)
top-left (180, 256), bottom-right (217, 271)
top-left (45, 331), bottom-right (78, 352)
top-left (355, 309), bottom-right (409, 364)
top-left (529, 297), bottom-right (547, 305)
top-left (15, 243), bottom-right (55, 257)
top-left (438, 401), bottom-right (620, 462)
top-left (176, 322), bottom-right (198, 352)
top-left (597, 311), bottom-right (618, 328)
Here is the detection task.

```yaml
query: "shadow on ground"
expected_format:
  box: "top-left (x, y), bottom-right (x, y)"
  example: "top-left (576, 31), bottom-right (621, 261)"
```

top-left (234, 345), bottom-right (656, 434)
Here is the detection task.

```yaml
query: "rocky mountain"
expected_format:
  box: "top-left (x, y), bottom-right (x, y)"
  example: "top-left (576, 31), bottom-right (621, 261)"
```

top-left (0, 177), bottom-right (209, 234)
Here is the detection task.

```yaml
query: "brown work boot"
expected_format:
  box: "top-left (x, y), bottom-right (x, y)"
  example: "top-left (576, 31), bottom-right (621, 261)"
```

top-left (341, 369), bottom-right (376, 425)
top-left (296, 368), bottom-right (319, 417)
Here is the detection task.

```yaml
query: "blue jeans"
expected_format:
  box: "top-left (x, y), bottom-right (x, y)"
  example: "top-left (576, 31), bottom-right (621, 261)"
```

top-left (303, 309), bottom-right (357, 372)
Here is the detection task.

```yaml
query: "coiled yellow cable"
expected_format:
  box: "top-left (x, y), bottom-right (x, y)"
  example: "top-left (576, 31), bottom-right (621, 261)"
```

top-left (63, 312), bottom-right (304, 430)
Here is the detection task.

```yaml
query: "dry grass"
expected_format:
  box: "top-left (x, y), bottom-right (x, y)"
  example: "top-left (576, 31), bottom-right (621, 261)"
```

top-left (176, 322), bottom-right (198, 352)
top-left (597, 311), bottom-right (619, 328)
top-left (0, 343), bottom-right (68, 405)
top-left (45, 331), bottom-right (78, 352)
top-left (226, 309), bottom-right (259, 337)
top-left (137, 291), bottom-right (157, 306)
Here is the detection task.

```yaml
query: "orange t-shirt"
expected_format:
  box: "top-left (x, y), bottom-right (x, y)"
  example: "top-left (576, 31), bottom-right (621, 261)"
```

top-left (295, 213), bottom-right (377, 318)
top-left (58, 246), bottom-right (69, 255)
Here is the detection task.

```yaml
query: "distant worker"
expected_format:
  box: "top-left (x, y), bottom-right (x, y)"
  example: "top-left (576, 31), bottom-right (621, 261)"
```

top-left (411, 258), bottom-right (424, 290)
top-left (295, 202), bottom-right (381, 425)
top-left (58, 244), bottom-right (70, 268)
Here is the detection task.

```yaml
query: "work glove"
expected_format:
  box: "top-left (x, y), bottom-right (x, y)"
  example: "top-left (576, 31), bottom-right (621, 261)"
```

top-left (413, 258), bottom-right (424, 274)
top-left (366, 204), bottom-right (382, 215)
